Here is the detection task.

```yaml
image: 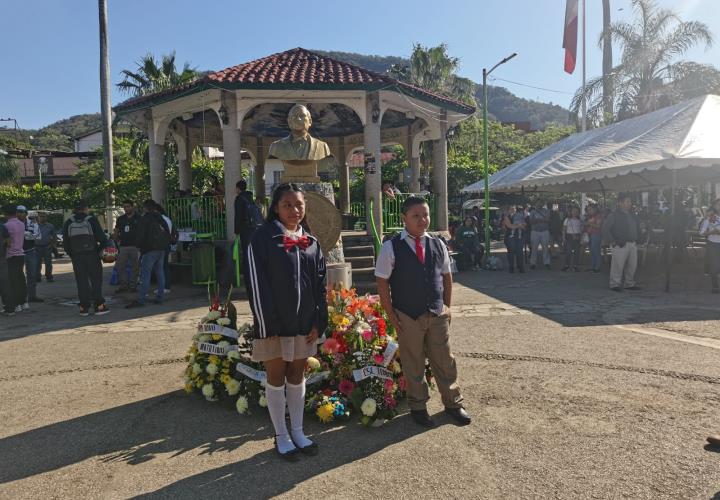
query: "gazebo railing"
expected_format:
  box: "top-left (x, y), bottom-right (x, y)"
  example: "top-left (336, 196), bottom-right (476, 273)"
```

top-left (166, 196), bottom-right (226, 239)
top-left (349, 193), bottom-right (438, 233)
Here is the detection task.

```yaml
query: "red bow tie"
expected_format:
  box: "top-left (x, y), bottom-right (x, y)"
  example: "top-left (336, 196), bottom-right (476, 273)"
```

top-left (283, 235), bottom-right (310, 252)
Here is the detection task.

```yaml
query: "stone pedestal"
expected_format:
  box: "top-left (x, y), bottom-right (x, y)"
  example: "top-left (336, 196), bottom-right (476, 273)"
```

top-left (280, 160), bottom-right (321, 183)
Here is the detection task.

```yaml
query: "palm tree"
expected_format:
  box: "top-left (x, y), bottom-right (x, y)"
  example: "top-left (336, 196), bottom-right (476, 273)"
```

top-left (602, 0), bottom-right (613, 121)
top-left (389, 43), bottom-right (477, 105)
top-left (117, 51), bottom-right (199, 96)
top-left (572, 0), bottom-right (718, 126)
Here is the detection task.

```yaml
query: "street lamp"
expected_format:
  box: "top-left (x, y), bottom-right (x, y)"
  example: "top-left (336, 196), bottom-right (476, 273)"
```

top-left (482, 52), bottom-right (517, 263)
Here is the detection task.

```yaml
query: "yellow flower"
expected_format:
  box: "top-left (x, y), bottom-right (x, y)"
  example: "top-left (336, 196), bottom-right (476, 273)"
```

top-left (195, 380), bottom-right (203, 388)
top-left (184, 383), bottom-right (194, 393)
top-left (316, 403), bottom-right (335, 423)
top-left (212, 334), bottom-right (222, 341)
top-left (208, 355), bottom-right (219, 365)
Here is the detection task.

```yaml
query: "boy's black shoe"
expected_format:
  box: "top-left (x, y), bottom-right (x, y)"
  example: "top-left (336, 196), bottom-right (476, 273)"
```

top-left (46, 276), bottom-right (54, 282)
top-left (79, 306), bottom-right (90, 317)
top-left (445, 406), bottom-right (472, 425)
top-left (410, 409), bottom-right (435, 428)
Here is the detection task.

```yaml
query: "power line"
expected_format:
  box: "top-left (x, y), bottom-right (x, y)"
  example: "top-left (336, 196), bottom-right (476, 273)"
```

top-left (488, 77), bottom-right (575, 95)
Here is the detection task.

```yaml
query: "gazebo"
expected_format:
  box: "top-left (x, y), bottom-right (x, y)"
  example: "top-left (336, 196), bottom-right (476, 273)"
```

top-left (113, 48), bottom-right (475, 239)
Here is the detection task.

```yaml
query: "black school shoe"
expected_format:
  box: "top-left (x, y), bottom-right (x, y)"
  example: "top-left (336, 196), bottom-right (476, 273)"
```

top-left (445, 406), bottom-right (472, 426)
top-left (291, 437), bottom-right (319, 456)
top-left (274, 438), bottom-right (301, 462)
top-left (410, 409), bottom-right (436, 428)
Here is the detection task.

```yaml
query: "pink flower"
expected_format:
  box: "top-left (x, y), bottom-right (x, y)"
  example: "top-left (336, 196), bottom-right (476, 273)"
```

top-left (384, 378), bottom-right (395, 392)
top-left (384, 395), bottom-right (397, 409)
top-left (321, 338), bottom-right (340, 354)
top-left (374, 353), bottom-right (385, 365)
top-left (398, 376), bottom-right (407, 391)
top-left (338, 379), bottom-right (356, 396)
top-left (361, 330), bottom-right (373, 342)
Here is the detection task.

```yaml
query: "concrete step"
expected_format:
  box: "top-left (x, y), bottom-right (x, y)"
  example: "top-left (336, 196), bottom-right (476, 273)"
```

top-left (346, 255), bottom-right (375, 268)
top-left (342, 235), bottom-right (375, 246)
top-left (351, 266), bottom-right (376, 278)
top-left (344, 245), bottom-right (375, 257)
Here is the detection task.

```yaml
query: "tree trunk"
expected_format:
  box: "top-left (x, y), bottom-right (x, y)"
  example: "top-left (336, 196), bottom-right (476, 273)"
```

top-left (99, 0), bottom-right (115, 227)
top-left (602, 0), bottom-right (613, 123)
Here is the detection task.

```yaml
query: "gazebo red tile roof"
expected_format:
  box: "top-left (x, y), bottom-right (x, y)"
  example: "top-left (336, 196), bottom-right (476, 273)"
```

top-left (114, 48), bottom-right (475, 115)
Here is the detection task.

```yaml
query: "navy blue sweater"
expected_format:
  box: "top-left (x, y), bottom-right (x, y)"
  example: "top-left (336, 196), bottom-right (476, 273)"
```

top-left (247, 221), bottom-right (328, 339)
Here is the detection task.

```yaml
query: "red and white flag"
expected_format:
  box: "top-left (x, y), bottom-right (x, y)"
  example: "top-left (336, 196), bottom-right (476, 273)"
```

top-left (563, 0), bottom-right (579, 74)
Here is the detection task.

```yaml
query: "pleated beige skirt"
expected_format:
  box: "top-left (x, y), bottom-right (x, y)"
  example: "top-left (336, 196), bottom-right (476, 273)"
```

top-left (251, 335), bottom-right (318, 362)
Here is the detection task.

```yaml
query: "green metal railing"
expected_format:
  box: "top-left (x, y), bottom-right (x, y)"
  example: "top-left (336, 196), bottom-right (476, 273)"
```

top-left (350, 193), bottom-right (438, 233)
top-left (166, 196), bottom-right (226, 239)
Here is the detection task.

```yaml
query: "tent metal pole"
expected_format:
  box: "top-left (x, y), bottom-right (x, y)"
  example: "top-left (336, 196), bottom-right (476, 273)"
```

top-left (665, 170), bottom-right (677, 292)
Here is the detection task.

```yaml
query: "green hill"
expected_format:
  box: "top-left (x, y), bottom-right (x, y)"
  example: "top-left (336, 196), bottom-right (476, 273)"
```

top-left (0, 113), bottom-right (102, 153)
top-left (313, 49), bottom-right (570, 129)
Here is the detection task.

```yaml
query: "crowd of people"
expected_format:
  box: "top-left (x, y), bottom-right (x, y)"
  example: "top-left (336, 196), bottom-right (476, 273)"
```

top-left (0, 198), bottom-right (176, 316)
top-left (449, 193), bottom-right (720, 293)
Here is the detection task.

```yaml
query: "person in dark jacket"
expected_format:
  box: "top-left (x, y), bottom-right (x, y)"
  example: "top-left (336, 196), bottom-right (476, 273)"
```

top-left (375, 196), bottom-right (470, 428)
top-left (112, 199), bottom-right (141, 293)
top-left (62, 200), bottom-right (109, 316)
top-left (602, 193), bottom-right (642, 291)
top-left (126, 199), bottom-right (170, 308)
top-left (247, 183), bottom-right (327, 460)
top-left (230, 179), bottom-right (258, 291)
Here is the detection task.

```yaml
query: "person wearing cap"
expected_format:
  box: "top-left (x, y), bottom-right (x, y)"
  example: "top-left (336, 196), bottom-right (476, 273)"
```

top-left (62, 200), bottom-right (110, 316)
top-left (2, 205), bottom-right (27, 314)
top-left (16, 205), bottom-right (43, 306)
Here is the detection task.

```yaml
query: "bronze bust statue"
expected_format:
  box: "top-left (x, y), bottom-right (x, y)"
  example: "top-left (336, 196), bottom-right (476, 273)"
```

top-left (269, 104), bottom-right (331, 182)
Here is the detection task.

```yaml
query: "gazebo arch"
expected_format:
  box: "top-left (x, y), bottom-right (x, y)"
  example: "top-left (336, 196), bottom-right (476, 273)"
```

top-left (114, 47), bottom-right (475, 239)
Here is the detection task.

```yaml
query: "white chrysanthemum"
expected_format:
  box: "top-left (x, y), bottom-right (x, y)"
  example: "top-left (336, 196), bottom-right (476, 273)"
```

top-left (258, 393), bottom-right (268, 408)
top-left (206, 311), bottom-right (221, 321)
top-left (192, 363), bottom-right (202, 375)
top-left (206, 363), bottom-right (218, 376)
top-left (360, 398), bottom-right (377, 417)
top-left (227, 350), bottom-right (240, 361)
top-left (201, 384), bottom-right (214, 398)
top-left (225, 378), bottom-right (241, 396)
top-left (217, 340), bottom-right (230, 351)
top-left (355, 322), bottom-right (371, 334)
top-left (216, 317), bottom-right (231, 326)
top-left (198, 334), bottom-right (211, 343)
top-left (236, 396), bottom-right (249, 414)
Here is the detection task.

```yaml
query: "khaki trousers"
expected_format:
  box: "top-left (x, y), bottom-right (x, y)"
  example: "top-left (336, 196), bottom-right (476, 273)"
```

top-left (609, 242), bottom-right (637, 289)
top-left (395, 308), bottom-right (463, 411)
top-left (116, 245), bottom-right (139, 289)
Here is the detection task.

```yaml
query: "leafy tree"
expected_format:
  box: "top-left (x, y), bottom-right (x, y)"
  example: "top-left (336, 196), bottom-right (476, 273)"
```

top-left (117, 51), bottom-right (199, 96)
top-left (0, 153), bottom-right (19, 185)
top-left (573, 0), bottom-right (718, 125)
top-left (389, 43), bottom-right (477, 105)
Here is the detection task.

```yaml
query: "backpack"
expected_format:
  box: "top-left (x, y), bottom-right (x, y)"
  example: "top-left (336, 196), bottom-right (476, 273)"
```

top-left (148, 214), bottom-right (171, 251)
top-left (68, 216), bottom-right (96, 254)
top-left (244, 198), bottom-right (264, 229)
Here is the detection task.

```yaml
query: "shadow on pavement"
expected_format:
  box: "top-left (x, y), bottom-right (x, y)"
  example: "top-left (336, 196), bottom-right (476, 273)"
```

top-left (454, 252), bottom-right (720, 328)
top-left (0, 389), bottom-right (431, 495)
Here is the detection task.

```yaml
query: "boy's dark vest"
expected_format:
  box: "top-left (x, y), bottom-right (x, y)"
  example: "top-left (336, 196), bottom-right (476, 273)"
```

top-left (389, 234), bottom-right (445, 320)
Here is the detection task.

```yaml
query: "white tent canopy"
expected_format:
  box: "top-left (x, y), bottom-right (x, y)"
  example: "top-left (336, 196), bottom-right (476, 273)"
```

top-left (462, 95), bottom-right (720, 194)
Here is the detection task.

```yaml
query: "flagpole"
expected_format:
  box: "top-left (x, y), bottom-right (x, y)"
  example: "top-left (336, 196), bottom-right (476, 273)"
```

top-left (581, 0), bottom-right (587, 132)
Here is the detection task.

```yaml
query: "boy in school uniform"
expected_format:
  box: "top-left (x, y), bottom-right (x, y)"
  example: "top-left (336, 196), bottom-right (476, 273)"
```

top-left (375, 196), bottom-right (471, 427)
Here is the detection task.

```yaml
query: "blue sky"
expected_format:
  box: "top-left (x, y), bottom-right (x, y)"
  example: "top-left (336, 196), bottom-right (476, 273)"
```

top-left (1, 0), bottom-right (718, 130)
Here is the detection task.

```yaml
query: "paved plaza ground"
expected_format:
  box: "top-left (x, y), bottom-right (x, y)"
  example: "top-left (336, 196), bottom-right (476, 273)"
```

top-left (1, 253), bottom-right (719, 499)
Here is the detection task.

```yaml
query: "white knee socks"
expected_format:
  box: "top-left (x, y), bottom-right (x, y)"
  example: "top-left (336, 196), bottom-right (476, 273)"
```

top-left (265, 383), bottom-right (295, 454)
top-left (285, 379), bottom-right (313, 449)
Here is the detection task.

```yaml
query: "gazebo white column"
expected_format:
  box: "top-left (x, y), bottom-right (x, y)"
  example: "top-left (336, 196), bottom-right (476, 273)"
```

top-left (255, 138), bottom-right (266, 199)
top-left (221, 91), bottom-right (243, 240)
top-left (432, 110), bottom-right (448, 231)
top-left (364, 92), bottom-right (382, 236)
top-left (148, 122), bottom-right (166, 205)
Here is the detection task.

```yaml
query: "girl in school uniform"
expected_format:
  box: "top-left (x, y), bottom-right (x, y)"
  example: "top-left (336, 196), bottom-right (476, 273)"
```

top-left (247, 183), bottom-right (327, 460)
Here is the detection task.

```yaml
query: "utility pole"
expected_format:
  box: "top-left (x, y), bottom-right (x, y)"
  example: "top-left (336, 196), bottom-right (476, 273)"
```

top-left (99, 0), bottom-right (115, 229)
top-left (602, 0), bottom-right (614, 123)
